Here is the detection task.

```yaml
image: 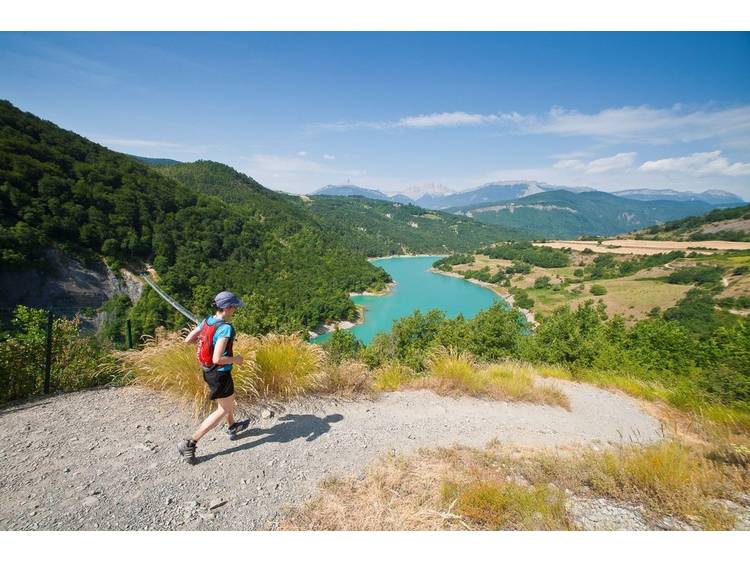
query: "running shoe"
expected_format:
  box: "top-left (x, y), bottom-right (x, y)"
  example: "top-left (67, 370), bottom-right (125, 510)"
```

top-left (226, 419), bottom-right (251, 441)
top-left (177, 438), bottom-right (197, 464)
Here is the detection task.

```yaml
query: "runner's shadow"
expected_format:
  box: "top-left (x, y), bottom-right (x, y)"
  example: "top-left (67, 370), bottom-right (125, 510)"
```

top-left (197, 413), bottom-right (343, 463)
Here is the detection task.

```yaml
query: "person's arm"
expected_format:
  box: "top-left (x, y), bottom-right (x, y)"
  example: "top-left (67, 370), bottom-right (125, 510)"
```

top-left (184, 324), bottom-right (201, 344)
top-left (212, 337), bottom-right (243, 366)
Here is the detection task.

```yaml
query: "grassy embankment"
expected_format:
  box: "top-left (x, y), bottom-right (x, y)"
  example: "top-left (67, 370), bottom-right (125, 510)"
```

top-left (117, 332), bottom-right (569, 416)
top-left (280, 439), bottom-right (748, 531)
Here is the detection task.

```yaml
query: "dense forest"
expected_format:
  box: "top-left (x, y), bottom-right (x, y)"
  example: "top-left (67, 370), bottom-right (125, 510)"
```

top-left (296, 195), bottom-right (527, 256)
top-left (146, 158), bottom-right (529, 256)
top-left (0, 100), bottom-right (390, 337)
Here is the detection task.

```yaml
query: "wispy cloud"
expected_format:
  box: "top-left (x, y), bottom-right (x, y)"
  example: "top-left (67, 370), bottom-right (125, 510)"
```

top-left (316, 104), bottom-right (750, 145)
top-left (553, 152), bottom-right (637, 174)
top-left (247, 153), bottom-right (364, 176)
top-left (639, 151), bottom-right (750, 177)
top-left (322, 154), bottom-right (336, 160)
top-left (317, 111), bottom-right (523, 131)
top-left (297, 150), bottom-right (308, 156)
top-left (92, 136), bottom-right (208, 154)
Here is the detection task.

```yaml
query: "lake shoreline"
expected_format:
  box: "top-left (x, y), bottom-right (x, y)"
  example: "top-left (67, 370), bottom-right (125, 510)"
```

top-left (308, 303), bottom-right (367, 340)
top-left (367, 253), bottom-right (448, 261)
top-left (429, 268), bottom-right (537, 326)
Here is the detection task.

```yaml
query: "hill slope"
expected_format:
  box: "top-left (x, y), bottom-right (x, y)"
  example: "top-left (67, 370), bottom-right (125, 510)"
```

top-left (299, 195), bottom-right (529, 256)
top-left (450, 190), bottom-right (715, 238)
top-left (0, 100), bottom-right (389, 335)
top-left (614, 188), bottom-right (744, 206)
top-left (633, 203), bottom-right (750, 242)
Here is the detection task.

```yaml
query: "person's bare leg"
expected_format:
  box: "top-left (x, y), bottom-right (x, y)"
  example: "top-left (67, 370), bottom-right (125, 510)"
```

top-left (191, 396), bottom-right (233, 442)
top-left (224, 396), bottom-right (235, 427)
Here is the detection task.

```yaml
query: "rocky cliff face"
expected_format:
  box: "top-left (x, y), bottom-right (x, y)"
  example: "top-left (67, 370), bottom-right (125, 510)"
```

top-left (0, 247), bottom-right (143, 330)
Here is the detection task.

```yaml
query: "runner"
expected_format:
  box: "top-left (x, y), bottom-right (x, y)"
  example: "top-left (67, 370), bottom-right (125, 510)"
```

top-left (177, 291), bottom-right (249, 464)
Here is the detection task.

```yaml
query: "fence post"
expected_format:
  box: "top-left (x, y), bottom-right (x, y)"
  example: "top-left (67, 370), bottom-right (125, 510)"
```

top-left (43, 309), bottom-right (53, 394)
top-left (126, 319), bottom-right (133, 349)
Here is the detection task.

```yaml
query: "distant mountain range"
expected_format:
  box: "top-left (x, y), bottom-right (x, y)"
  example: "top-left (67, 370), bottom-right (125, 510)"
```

top-left (449, 190), bottom-right (718, 239)
top-left (612, 188), bottom-right (744, 206)
top-left (313, 182), bottom-right (744, 212)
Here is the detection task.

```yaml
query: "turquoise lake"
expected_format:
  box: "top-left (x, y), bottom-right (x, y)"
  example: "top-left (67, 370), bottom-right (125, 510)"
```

top-left (313, 255), bottom-right (501, 345)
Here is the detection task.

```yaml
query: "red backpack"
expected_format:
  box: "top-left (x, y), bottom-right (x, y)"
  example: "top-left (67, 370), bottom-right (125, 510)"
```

top-left (196, 318), bottom-right (234, 369)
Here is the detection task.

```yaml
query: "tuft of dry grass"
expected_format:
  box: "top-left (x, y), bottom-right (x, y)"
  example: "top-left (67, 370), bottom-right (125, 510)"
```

top-left (583, 441), bottom-right (738, 529)
top-left (372, 362), bottom-right (416, 391)
top-left (117, 329), bottom-right (259, 417)
top-left (316, 360), bottom-right (374, 397)
top-left (521, 440), bottom-right (742, 530)
top-left (250, 333), bottom-right (325, 399)
top-left (281, 440), bottom-right (746, 531)
top-left (441, 480), bottom-right (574, 530)
top-left (406, 349), bottom-right (569, 409)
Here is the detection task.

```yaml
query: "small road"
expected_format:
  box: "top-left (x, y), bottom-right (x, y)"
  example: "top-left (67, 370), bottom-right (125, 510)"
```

top-left (0, 381), bottom-right (661, 530)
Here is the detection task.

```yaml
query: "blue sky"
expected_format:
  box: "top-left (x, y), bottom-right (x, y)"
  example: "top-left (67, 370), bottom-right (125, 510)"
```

top-left (1, 32), bottom-right (749, 197)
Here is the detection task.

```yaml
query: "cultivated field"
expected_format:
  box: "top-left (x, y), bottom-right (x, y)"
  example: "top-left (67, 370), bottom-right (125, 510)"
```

top-left (536, 239), bottom-right (750, 255)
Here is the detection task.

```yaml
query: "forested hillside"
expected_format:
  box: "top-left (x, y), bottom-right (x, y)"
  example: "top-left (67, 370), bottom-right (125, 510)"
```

top-left (145, 159), bottom-right (529, 256)
top-left (451, 190), bottom-right (716, 239)
top-left (636, 203), bottom-right (750, 242)
top-left (299, 195), bottom-right (528, 256)
top-left (0, 100), bottom-right (390, 336)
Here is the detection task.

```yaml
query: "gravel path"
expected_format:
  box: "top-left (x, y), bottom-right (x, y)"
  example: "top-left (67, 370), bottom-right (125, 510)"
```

top-left (0, 380), bottom-right (661, 530)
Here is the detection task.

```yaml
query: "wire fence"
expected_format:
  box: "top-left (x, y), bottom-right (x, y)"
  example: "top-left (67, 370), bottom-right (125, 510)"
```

top-left (0, 300), bottom-right (136, 400)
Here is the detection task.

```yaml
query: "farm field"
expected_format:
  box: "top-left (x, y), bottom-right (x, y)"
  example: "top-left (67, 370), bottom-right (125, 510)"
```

top-left (452, 244), bottom-right (750, 322)
top-left (536, 239), bottom-right (750, 255)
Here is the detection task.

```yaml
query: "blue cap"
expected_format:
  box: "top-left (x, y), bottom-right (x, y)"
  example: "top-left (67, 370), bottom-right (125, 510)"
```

top-left (214, 291), bottom-right (244, 309)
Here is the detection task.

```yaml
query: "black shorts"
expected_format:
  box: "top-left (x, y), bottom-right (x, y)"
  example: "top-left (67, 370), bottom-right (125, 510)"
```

top-left (202, 367), bottom-right (235, 400)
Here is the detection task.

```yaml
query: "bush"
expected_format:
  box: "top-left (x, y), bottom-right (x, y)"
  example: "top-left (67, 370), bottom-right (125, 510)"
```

top-left (322, 329), bottom-right (362, 364)
top-left (0, 306), bottom-right (117, 404)
top-left (533, 276), bottom-right (551, 289)
top-left (467, 303), bottom-right (524, 360)
top-left (510, 288), bottom-right (534, 309)
top-left (667, 266), bottom-right (724, 286)
top-left (590, 284), bottom-right (607, 296)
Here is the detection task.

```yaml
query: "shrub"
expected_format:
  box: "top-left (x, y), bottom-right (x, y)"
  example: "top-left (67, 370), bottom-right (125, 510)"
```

top-left (322, 329), bottom-right (362, 364)
top-left (467, 303), bottom-right (524, 360)
top-left (533, 276), bottom-right (551, 289)
top-left (0, 306), bottom-right (117, 403)
top-left (667, 266), bottom-right (724, 286)
top-left (590, 284), bottom-right (607, 296)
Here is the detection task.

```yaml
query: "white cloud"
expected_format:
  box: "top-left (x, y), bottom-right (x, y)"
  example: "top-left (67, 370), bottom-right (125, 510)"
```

top-left (297, 150), bottom-right (308, 156)
top-left (244, 153), bottom-right (367, 193)
top-left (317, 104), bottom-right (750, 144)
top-left (553, 152), bottom-right (636, 174)
top-left (639, 151), bottom-right (750, 177)
top-left (322, 154), bottom-right (335, 160)
top-left (317, 111), bottom-right (523, 131)
top-left (92, 136), bottom-right (209, 154)
top-left (528, 105), bottom-right (750, 144)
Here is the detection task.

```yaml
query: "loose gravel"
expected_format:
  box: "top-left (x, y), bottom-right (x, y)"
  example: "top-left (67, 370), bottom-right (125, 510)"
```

top-left (0, 380), bottom-right (662, 530)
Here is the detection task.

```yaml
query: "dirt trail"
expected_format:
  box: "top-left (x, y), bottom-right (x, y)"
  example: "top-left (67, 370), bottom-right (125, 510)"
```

top-left (0, 381), bottom-right (661, 530)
